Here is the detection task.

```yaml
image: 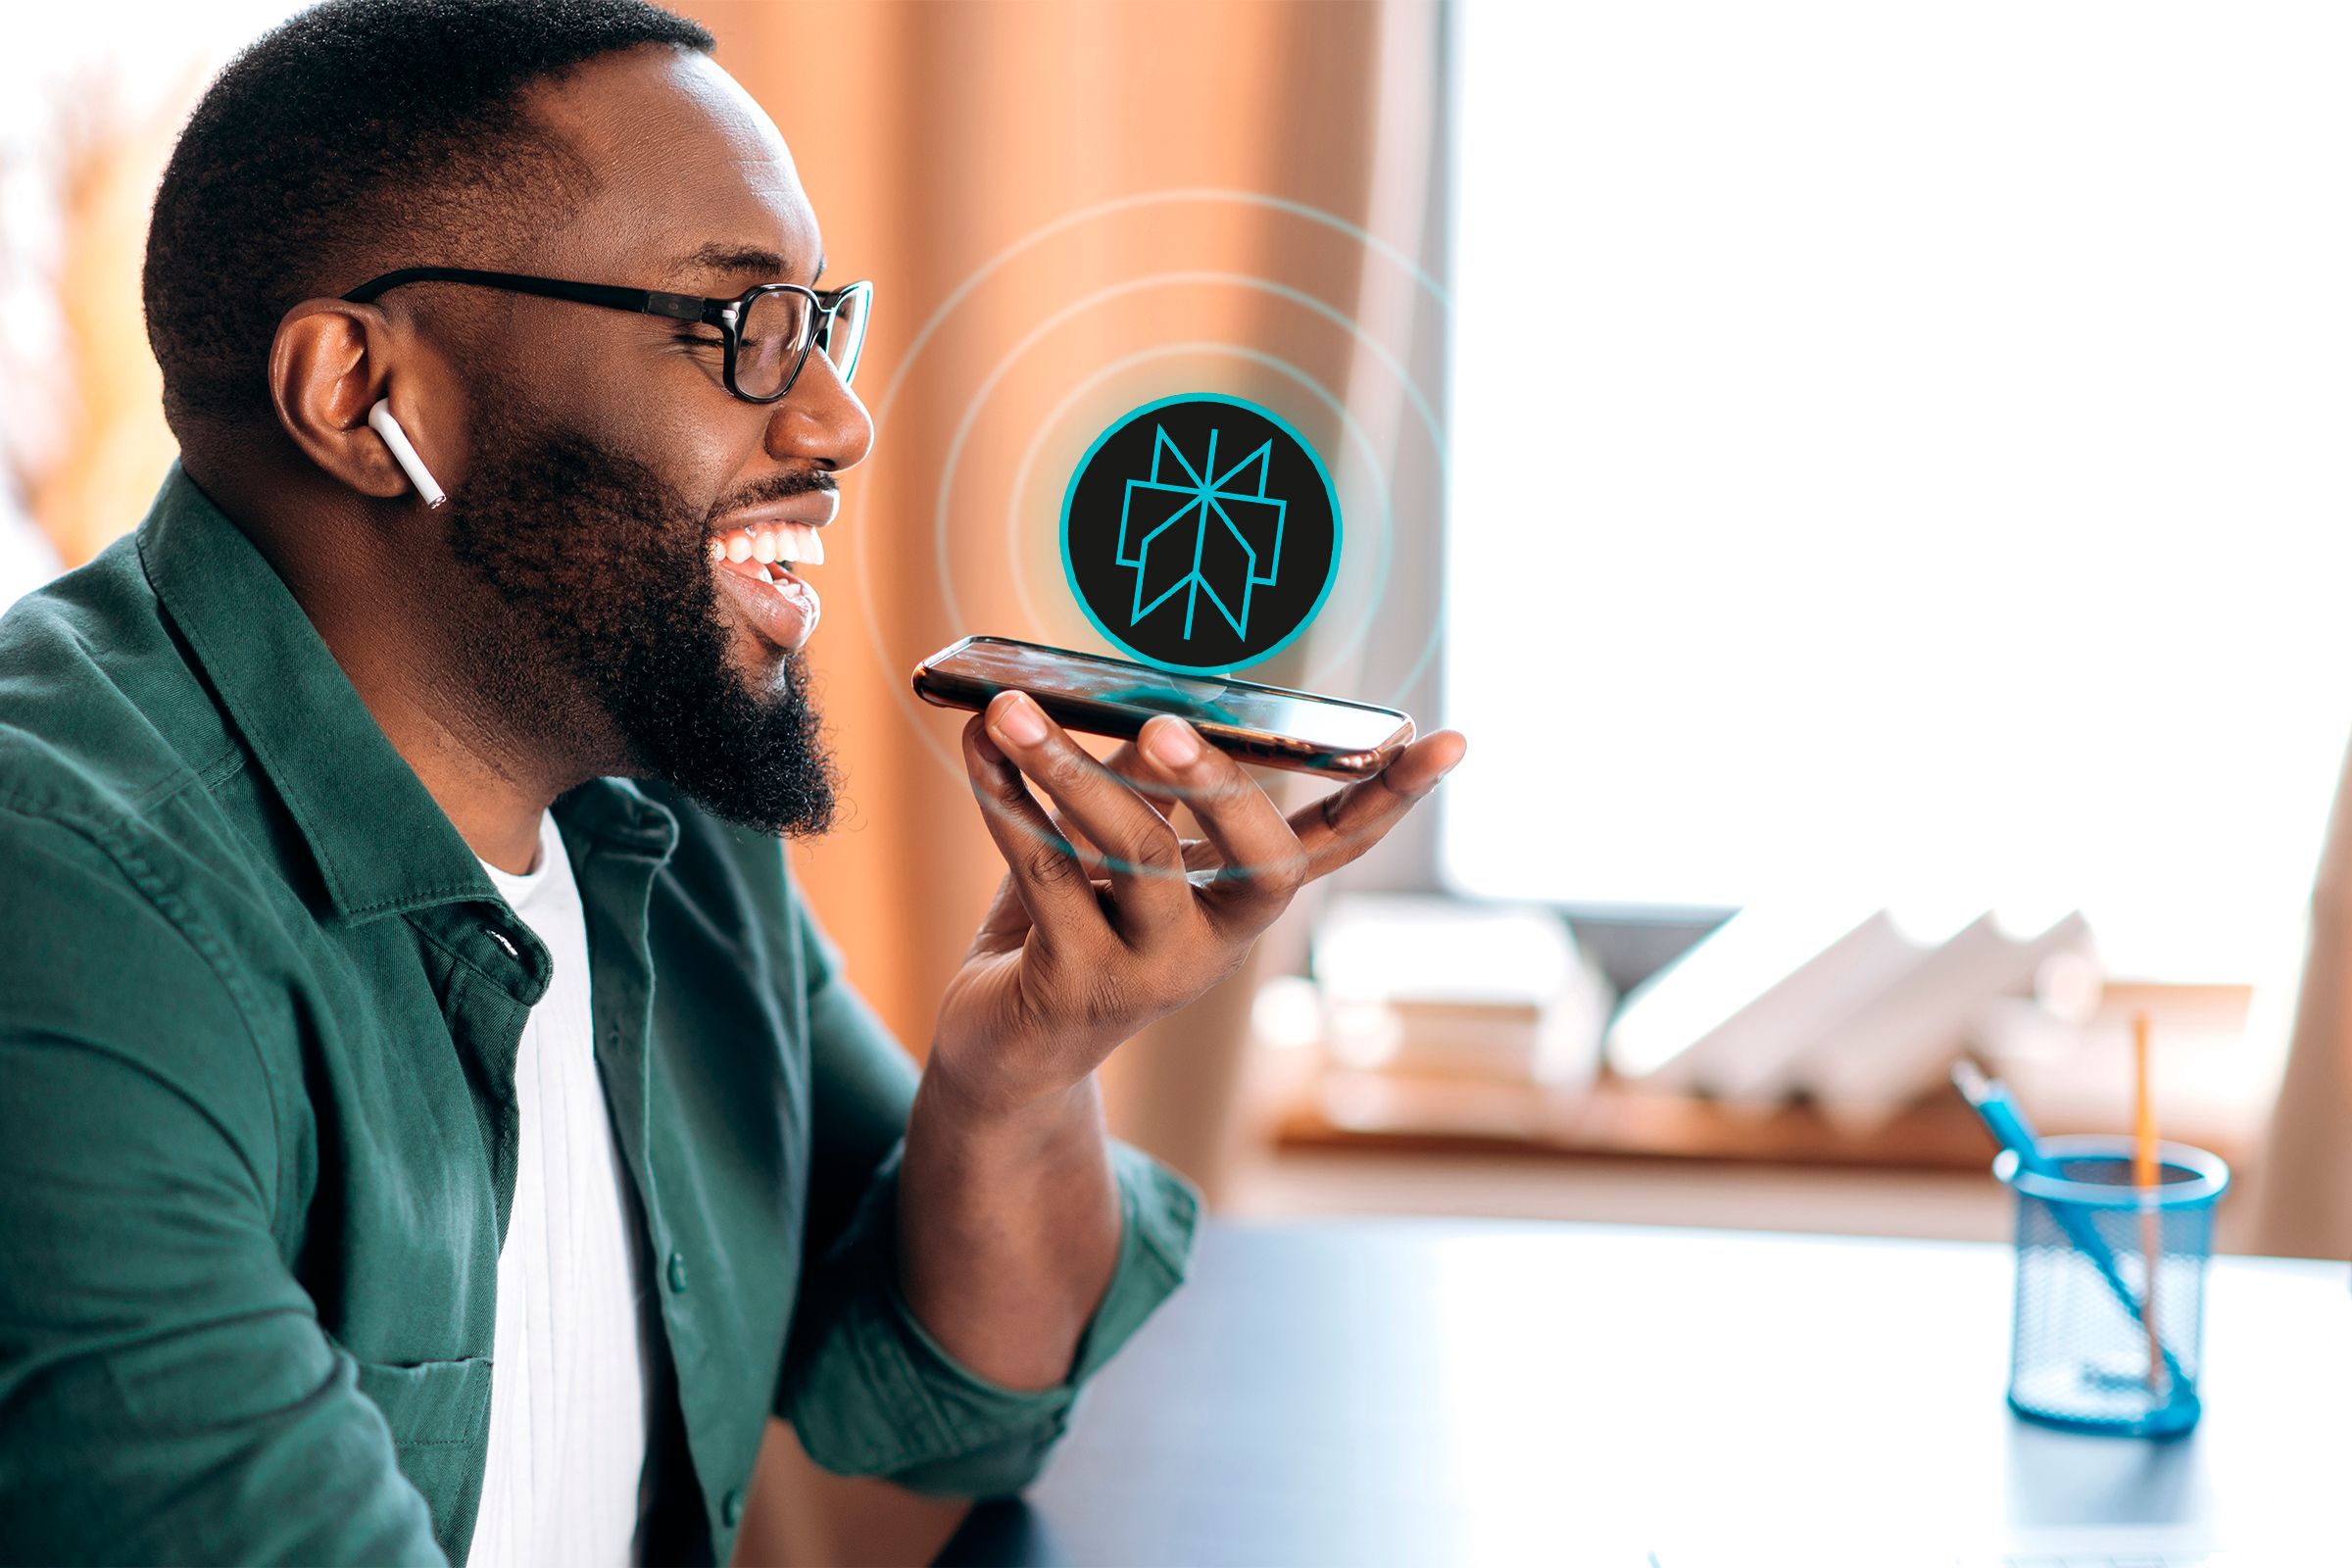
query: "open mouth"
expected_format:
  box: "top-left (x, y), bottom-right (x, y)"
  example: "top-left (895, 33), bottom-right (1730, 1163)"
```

top-left (708, 521), bottom-right (824, 654)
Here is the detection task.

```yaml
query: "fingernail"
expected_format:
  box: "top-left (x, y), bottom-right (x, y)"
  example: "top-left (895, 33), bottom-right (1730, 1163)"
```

top-left (1146, 716), bottom-right (1200, 768)
top-left (994, 692), bottom-right (1047, 746)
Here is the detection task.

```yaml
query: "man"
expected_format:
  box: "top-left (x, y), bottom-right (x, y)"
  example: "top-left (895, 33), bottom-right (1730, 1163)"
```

top-left (0, 1), bottom-right (1462, 1562)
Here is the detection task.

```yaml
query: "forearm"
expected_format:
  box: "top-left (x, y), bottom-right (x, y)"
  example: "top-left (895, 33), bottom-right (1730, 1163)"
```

top-left (895, 1064), bottom-right (1124, 1389)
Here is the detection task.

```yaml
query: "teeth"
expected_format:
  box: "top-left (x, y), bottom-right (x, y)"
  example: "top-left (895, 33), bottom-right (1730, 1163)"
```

top-left (710, 521), bottom-right (827, 570)
top-left (779, 522), bottom-right (825, 565)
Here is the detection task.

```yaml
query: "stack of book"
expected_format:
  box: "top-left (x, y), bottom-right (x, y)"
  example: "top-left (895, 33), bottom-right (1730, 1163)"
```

top-left (1605, 904), bottom-right (2095, 1128)
top-left (1310, 894), bottom-right (1615, 1087)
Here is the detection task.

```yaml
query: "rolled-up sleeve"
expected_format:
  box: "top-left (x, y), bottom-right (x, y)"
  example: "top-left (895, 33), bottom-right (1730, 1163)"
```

top-left (775, 900), bottom-right (1200, 1495)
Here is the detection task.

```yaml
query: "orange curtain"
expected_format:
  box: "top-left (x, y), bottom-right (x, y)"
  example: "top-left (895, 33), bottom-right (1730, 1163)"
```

top-left (2254, 729), bottom-right (2352, 1258)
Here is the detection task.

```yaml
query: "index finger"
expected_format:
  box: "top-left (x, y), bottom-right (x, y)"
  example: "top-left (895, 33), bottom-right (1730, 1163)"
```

top-left (957, 713), bottom-right (1108, 944)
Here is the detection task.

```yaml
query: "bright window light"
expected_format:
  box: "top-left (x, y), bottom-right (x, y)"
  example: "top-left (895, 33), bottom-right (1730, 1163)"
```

top-left (1443, 2), bottom-right (2352, 981)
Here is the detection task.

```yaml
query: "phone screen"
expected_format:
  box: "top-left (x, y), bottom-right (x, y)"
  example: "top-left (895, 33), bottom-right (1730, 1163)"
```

top-left (934, 638), bottom-right (1409, 754)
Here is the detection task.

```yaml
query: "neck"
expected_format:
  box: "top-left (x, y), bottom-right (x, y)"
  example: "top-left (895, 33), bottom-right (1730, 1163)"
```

top-left (256, 518), bottom-right (585, 876)
top-left (338, 660), bottom-right (558, 875)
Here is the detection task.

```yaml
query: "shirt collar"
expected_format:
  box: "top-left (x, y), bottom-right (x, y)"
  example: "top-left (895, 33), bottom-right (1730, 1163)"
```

top-left (556, 776), bottom-right (680, 860)
top-left (138, 461), bottom-right (675, 921)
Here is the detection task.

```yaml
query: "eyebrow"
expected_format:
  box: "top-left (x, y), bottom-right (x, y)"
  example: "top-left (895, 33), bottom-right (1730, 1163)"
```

top-left (666, 242), bottom-right (826, 288)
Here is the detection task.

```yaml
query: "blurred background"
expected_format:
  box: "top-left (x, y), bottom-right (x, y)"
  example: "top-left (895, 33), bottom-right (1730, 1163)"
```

top-left (10, 0), bottom-right (2352, 1293)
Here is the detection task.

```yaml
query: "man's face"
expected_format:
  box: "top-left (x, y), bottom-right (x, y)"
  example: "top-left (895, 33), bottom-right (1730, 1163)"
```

top-left (435, 47), bottom-right (872, 834)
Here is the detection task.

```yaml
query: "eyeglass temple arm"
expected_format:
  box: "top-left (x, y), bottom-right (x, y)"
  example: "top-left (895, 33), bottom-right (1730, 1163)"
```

top-left (339, 268), bottom-right (724, 325)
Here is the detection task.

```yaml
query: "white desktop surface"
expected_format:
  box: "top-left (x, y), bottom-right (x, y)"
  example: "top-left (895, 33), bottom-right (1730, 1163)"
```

top-left (941, 1219), bottom-right (2351, 1566)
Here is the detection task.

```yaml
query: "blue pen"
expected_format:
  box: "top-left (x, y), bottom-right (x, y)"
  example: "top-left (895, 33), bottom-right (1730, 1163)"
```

top-left (1951, 1060), bottom-right (2188, 1392)
top-left (1952, 1059), bottom-right (2052, 1169)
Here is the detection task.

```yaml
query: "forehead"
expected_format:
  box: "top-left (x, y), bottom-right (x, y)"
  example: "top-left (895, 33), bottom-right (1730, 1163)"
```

top-left (523, 46), bottom-right (821, 289)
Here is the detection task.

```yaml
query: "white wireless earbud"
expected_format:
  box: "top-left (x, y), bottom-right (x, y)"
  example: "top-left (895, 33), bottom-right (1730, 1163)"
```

top-left (367, 398), bottom-right (447, 510)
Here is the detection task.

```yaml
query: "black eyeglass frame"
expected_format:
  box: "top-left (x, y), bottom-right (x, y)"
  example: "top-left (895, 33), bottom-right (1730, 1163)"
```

top-left (340, 267), bottom-right (872, 404)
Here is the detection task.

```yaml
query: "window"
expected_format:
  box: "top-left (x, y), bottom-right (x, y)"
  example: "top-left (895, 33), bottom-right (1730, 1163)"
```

top-left (1443, 2), bottom-right (2352, 981)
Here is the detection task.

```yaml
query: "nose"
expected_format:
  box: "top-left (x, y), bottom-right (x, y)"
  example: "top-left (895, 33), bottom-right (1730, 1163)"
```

top-left (763, 345), bottom-right (873, 474)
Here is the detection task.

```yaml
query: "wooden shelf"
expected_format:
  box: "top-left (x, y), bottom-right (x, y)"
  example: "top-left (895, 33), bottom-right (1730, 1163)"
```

top-left (1274, 982), bottom-right (2260, 1174)
top-left (1275, 1068), bottom-right (2250, 1173)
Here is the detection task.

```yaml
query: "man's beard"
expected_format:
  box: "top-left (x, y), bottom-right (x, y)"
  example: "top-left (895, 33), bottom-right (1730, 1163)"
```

top-left (441, 404), bottom-right (838, 838)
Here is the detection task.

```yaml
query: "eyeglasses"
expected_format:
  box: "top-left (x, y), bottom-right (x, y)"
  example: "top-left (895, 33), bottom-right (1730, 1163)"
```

top-left (340, 268), bottom-right (872, 404)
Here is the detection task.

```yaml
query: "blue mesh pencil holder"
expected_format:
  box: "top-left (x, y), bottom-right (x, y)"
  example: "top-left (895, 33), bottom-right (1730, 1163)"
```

top-left (1995, 1135), bottom-right (2229, 1439)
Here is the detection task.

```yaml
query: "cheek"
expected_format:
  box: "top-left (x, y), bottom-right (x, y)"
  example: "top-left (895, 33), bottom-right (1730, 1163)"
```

top-left (534, 337), bottom-right (753, 507)
top-left (596, 407), bottom-right (759, 526)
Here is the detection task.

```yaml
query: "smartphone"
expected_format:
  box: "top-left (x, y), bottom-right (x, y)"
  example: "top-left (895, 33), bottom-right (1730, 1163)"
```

top-left (911, 635), bottom-right (1415, 779)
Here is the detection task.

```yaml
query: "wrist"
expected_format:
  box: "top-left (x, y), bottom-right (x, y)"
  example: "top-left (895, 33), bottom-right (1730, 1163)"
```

top-left (911, 1057), bottom-right (1103, 1159)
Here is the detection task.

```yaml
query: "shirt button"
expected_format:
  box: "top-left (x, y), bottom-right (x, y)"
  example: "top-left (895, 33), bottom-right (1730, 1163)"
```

top-left (721, 1488), bottom-right (745, 1528)
top-left (666, 1251), bottom-right (690, 1295)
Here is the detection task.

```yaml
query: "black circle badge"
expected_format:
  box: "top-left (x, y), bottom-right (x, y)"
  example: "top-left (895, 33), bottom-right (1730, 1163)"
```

top-left (1059, 392), bottom-right (1341, 674)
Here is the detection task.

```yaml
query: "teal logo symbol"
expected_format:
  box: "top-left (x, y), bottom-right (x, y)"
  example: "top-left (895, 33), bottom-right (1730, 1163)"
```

top-left (1061, 393), bottom-right (1340, 673)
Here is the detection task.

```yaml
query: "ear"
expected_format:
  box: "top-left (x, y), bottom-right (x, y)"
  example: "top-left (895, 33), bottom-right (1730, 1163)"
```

top-left (268, 299), bottom-right (459, 507)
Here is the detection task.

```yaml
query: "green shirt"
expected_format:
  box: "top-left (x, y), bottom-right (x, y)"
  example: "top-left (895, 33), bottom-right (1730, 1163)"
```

top-left (0, 465), bottom-right (1199, 1564)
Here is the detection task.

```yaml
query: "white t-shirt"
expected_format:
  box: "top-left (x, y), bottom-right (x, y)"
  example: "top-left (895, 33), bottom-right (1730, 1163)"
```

top-left (466, 812), bottom-right (655, 1567)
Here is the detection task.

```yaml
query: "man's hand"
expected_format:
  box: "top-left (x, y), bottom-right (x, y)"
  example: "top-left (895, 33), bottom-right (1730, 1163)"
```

top-left (896, 688), bottom-right (1463, 1391)
top-left (927, 689), bottom-right (1467, 1121)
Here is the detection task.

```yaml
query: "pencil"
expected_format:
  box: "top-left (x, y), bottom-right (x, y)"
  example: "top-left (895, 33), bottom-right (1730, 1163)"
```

top-left (2132, 1012), bottom-right (2166, 1394)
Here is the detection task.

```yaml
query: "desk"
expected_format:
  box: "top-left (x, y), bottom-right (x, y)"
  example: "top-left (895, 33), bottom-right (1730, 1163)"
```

top-left (938, 1220), bottom-right (2350, 1566)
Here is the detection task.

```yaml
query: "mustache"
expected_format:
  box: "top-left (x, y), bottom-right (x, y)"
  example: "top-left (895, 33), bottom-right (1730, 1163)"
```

top-left (706, 469), bottom-right (836, 523)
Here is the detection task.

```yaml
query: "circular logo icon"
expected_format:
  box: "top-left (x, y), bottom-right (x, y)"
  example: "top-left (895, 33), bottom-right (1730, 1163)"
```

top-left (1060, 392), bottom-right (1341, 673)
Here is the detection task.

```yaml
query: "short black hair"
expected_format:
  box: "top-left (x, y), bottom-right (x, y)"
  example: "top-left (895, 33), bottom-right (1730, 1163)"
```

top-left (142, 0), bottom-right (714, 448)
